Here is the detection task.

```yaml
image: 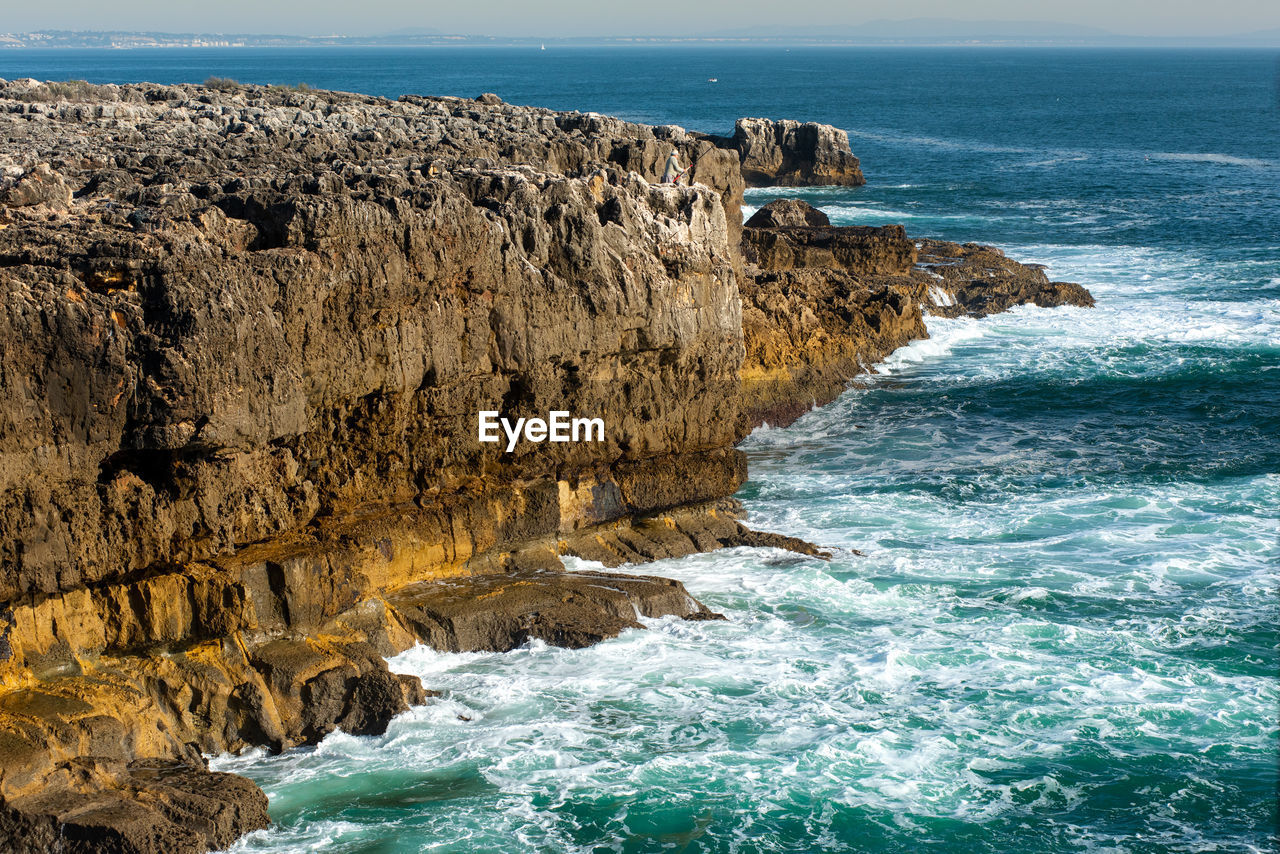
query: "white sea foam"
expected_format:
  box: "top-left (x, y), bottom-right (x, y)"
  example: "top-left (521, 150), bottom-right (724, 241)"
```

top-left (1020, 153), bottom-right (1092, 168)
top-left (873, 317), bottom-right (987, 375)
top-left (997, 244), bottom-right (1280, 351)
top-left (927, 284), bottom-right (955, 307)
top-left (219, 489), bottom-right (1278, 851)
top-left (824, 203), bottom-right (1000, 225)
top-left (847, 128), bottom-right (1035, 155)
top-left (1151, 152), bottom-right (1278, 169)
top-left (219, 194), bottom-right (1279, 854)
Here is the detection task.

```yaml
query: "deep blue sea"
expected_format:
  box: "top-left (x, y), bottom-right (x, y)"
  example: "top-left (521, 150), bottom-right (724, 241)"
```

top-left (6, 47), bottom-right (1276, 853)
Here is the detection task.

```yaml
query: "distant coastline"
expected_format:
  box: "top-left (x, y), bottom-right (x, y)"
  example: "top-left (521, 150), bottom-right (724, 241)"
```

top-left (3, 27), bottom-right (1279, 50)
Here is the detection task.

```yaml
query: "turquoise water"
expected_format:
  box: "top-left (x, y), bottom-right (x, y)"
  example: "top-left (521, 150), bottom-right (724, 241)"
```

top-left (7, 47), bottom-right (1276, 851)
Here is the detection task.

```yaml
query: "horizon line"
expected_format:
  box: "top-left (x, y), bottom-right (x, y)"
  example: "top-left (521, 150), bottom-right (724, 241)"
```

top-left (3, 25), bottom-right (1280, 47)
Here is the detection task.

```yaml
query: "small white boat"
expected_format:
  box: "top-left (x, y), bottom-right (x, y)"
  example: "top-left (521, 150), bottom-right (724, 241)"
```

top-left (540, 44), bottom-right (546, 51)
top-left (707, 77), bottom-right (718, 83)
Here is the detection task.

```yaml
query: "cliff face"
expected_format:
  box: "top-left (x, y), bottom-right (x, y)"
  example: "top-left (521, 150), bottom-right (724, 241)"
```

top-left (0, 80), bottom-right (761, 852)
top-left (0, 83), bottom-right (754, 599)
top-left (0, 79), bottom-right (1091, 853)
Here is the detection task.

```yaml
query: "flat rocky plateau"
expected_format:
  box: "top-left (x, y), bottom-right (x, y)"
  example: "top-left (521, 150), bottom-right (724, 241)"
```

top-left (0, 78), bottom-right (1092, 852)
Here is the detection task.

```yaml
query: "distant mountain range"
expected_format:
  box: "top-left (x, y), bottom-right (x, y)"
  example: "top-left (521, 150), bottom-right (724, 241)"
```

top-left (708, 18), bottom-right (1280, 45)
top-left (702, 18), bottom-right (1113, 42)
top-left (1, 21), bottom-right (1278, 49)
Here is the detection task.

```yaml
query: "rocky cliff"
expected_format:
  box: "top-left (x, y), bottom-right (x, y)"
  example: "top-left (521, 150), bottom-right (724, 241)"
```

top-left (736, 199), bottom-right (1093, 427)
top-left (0, 78), bottom-right (1091, 853)
top-left (713, 119), bottom-right (866, 187)
top-left (0, 78), bottom-right (756, 852)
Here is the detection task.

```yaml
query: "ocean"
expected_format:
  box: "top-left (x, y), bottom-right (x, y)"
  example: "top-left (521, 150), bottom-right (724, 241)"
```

top-left (5, 47), bottom-right (1276, 852)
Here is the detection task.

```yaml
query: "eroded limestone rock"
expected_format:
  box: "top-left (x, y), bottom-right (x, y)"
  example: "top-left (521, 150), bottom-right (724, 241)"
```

top-left (745, 198), bottom-right (832, 228)
top-left (915, 238), bottom-right (1096, 317)
top-left (0, 80), bottom-right (1088, 852)
top-left (0, 78), bottom-right (768, 852)
top-left (735, 200), bottom-right (1094, 427)
top-left (726, 118), bottom-right (866, 187)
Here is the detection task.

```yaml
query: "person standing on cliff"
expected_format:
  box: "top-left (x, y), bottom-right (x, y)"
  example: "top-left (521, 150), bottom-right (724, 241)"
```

top-left (662, 149), bottom-right (688, 184)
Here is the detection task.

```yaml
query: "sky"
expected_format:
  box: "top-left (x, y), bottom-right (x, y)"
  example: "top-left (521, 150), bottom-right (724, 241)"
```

top-left (7, 0), bottom-right (1280, 39)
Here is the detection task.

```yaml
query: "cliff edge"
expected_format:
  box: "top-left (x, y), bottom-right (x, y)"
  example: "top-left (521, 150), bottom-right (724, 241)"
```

top-left (0, 78), bottom-right (1091, 852)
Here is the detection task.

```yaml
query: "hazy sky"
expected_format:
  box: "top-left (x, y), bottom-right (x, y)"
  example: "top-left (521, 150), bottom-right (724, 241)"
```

top-left (9, 0), bottom-right (1280, 38)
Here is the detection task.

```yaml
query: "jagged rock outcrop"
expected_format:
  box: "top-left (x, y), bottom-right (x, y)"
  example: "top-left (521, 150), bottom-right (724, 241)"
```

top-left (718, 118), bottom-right (866, 187)
top-left (745, 198), bottom-right (832, 228)
top-left (0, 80), bottom-right (1089, 852)
top-left (0, 162), bottom-right (73, 210)
top-left (915, 239), bottom-right (1097, 317)
top-left (736, 201), bottom-right (1093, 427)
top-left (740, 268), bottom-right (928, 428)
top-left (0, 759), bottom-right (268, 854)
